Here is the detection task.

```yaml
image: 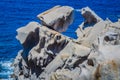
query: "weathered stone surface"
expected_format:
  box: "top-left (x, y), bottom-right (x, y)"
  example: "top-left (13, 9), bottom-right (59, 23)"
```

top-left (76, 7), bottom-right (103, 38)
top-left (16, 22), bottom-right (40, 46)
top-left (28, 25), bottom-right (69, 77)
top-left (38, 41), bottom-right (91, 79)
top-left (86, 40), bottom-right (120, 80)
top-left (81, 7), bottom-right (103, 25)
top-left (13, 6), bottom-right (120, 80)
top-left (13, 21), bottom-right (69, 80)
top-left (43, 23), bottom-right (120, 80)
top-left (16, 22), bottom-right (41, 61)
top-left (37, 5), bottom-right (74, 32)
top-left (78, 21), bottom-right (108, 47)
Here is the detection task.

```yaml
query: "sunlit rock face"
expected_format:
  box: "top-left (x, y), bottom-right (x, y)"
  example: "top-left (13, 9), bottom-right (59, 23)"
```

top-left (81, 7), bottom-right (103, 25)
top-left (28, 25), bottom-right (69, 77)
top-left (16, 22), bottom-right (40, 48)
top-left (42, 20), bottom-right (120, 80)
top-left (76, 7), bottom-right (103, 39)
top-left (13, 5), bottom-right (120, 80)
top-left (37, 5), bottom-right (74, 32)
top-left (13, 21), bottom-right (69, 79)
top-left (16, 22), bottom-right (40, 60)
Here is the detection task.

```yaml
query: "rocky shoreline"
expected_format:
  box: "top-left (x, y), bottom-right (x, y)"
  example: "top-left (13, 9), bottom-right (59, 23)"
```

top-left (12, 5), bottom-right (120, 80)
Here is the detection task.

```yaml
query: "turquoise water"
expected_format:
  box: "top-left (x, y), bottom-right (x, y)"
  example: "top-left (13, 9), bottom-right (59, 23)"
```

top-left (0, 0), bottom-right (120, 79)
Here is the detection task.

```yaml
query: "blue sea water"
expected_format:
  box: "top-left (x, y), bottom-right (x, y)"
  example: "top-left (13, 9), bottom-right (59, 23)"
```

top-left (0, 0), bottom-right (120, 79)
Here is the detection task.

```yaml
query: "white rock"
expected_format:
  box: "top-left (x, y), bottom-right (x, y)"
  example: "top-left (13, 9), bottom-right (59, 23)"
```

top-left (13, 6), bottom-right (120, 80)
top-left (16, 22), bottom-right (40, 45)
top-left (81, 7), bottom-right (103, 24)
top-left (37, 6), bottom-right (74, 32)
top-left (76, 7), bottom-right (103, 38)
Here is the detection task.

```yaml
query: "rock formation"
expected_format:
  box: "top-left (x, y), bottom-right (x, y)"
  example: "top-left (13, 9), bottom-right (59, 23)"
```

top-left (12, 5), bottom-right (120, 80)
top-left (81, 7), bottom-right (103, 25)
top-left (37, 5), bottom-right (74, 32)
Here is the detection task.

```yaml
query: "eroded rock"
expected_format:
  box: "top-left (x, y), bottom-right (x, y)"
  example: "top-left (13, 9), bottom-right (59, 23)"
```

top-left (81, 7), bottom-right (103, 25)
top-left (13, 5), bottom-right (120, 80)
top-left (13, 21), bottom-right (69, 79)
top-left (37, 5), bottom-right (74, 32)
top-left (28, 25), bottom-right (69, 77)
top-left (76, 7), bottom-right (103, 38)
top-left (38, 41), bottom-right (91, 79)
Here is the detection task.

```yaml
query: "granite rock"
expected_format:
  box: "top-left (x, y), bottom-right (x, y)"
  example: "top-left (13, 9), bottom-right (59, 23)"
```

top-left (37, 5), bottom-right (74, 32)
top-left (13, 5), bottom-right (120, 80)
top-left (81, 7), bottom-right (103, 25)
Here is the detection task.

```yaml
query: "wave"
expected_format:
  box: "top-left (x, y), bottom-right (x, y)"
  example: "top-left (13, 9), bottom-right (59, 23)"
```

top-left (0, 59), bottom-right (13, 79)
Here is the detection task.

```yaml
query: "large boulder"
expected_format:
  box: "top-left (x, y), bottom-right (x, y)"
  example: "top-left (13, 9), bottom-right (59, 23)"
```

top-left (38, 41), bottom-right (91, 79)
top-left (16, 22), bottom-right (40, 50)
top-left (13, 21), bottom-right (69, 80)
top-left (76, 7), bottom-right (103, 38)
top-left (81, 7), bottom-right (103, 25)
top-left (37, 5), bottom-right (74, 32)
top-left (28, 25), bottom-right (69, 77)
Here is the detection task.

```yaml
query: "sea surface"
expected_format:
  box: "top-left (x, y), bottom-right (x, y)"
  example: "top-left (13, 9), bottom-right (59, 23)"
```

top-left (0, 0), bottom-right (120, 79)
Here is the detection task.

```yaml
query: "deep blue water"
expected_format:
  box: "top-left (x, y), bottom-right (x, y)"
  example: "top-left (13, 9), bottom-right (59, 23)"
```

top-left (0, 0), bottom-right (120, 79)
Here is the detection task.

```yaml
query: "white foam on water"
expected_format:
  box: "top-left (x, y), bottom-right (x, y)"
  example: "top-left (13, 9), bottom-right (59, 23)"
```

top-left (0, 59), bottom-right (14, 79)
